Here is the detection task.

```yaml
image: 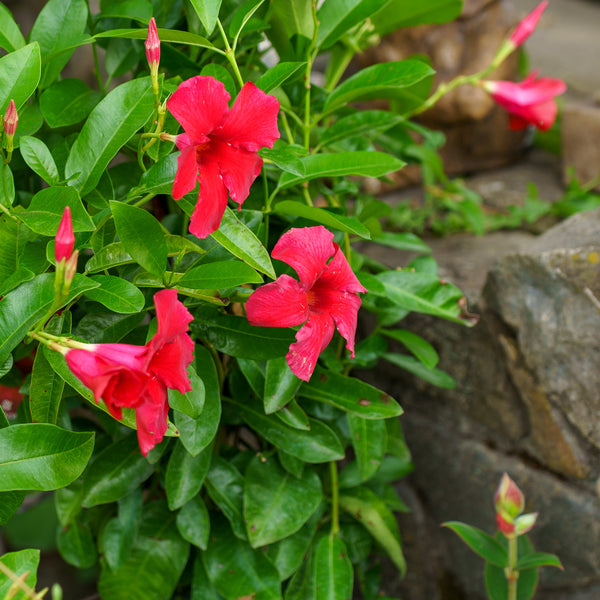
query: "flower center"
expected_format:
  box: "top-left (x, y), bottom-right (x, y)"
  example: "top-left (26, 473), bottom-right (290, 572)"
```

top-left (195, 142), bottom-right (210, 160)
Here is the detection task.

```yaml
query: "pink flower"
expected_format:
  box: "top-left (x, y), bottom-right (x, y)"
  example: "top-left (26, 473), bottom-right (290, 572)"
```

top-left (3, 99), bottom-right (18, 137)
top-left (55, 207), bottom-right (75, 263)
top-left (145, 17), bottom-right (160, 69)
top-left (483, 72), bottom-right (566, 131)
top-left (166, 76), bottom-right (280, 238)
top-left (509, 2), bottom-right (547, 48)
top-left (246, 226), bottom-right (367, 381)
top-left (65, 289), bottom-right (194, 455)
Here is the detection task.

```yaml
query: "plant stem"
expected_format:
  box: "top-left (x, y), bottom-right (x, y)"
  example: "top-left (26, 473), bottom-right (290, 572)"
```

top-left (302, 2), bottom-right (320, 150)
top-left (216, 19), bottom-right (244, 88)
top-left (507, 535), bottom-right (519, 600)
top-left (329, 461), bottom-right (339, 535)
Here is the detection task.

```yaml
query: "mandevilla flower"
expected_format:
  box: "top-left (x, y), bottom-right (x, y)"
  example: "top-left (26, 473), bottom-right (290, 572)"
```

top-left (509, 1), bottom-right (548, 48)
top-left (64, 289), bottom-right (194, 455)
top-left (482, 72), bottom-right (566, 131)
top-left (55, 206), bottom-right (75, 263)
top-left (3, 99), bottom-right (18, 137)
top-left (145, 17), bottom-right (160, 70)
top-left (166, 76), bottom-right (280, 238)
top-left (246, 226), bottom-right (367, 381)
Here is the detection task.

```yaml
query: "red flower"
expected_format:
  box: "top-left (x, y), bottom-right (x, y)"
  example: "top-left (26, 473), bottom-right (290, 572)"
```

top-left (166, 76), bottom-right (280, 238)
top-left (483, 72), bottom-right (566, 131)
top-left (65, 289), bottom-right (194, 455)
top-left (246, 226), bottom-right (367, 381)
top-left (509, 1), bottom-right (547, 48)
top-left (55, 206), bottom-right (75, 263)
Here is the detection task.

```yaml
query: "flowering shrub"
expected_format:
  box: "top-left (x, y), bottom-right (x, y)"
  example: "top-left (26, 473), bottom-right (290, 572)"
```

top-left (0, 1), bottom-right (561, 598)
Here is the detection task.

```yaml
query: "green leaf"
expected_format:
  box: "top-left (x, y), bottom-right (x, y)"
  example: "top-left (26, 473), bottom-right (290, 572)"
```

top-left (168, 365), bottom-right (205, 419)
top-left (0, 163), bottom-right (15, 208)
top-left (516, 552), bottom-right (563, 571)
top-left (19, 136), bottom-right (59, 185)
top-left (314, 534), bottom-right (353, 600)
top-left (0, 424), bottom-right (94, 492)
top-left (82, 434), bottom-right (155, 507)
top-left (270, 0), bottom-right (314, 40)
top-left (98, 501), bottom-right (190, 600)
top-left (0, 491), bottom-right (25, 525)
top-left (255, 62), bottom-right (305, 93)
top-left (178, 261), bottom-right (262, 289)
top-left (381, 329), bottom-right (438, 368)
top-left (95, 0), bottom-right (152, 21)
top-left (382, 353), bottom-right (455, 388)
top-left (84, 275), bottom-right (145, 314)
top-left (94, 27), bottom-right (215, 51)
top-left (20, 185), bottom-right (95, 236)
top-left (244, 454), bottom-right (322, 547)
top-left (65, 77), bottom-right (154, 196)
top-left (174, 345), bottom-right (221, 456)
top-left (165, 442), bottom-right (211, 510)
top-left (263, 356), bottom-right (302, 413)
top-left (0, 550), bottom-right (39, 600)
top-left (372, 231), bottom-right (431, 253)
top-left (85, 242), bottom-right (134, 273)
top-left (324, 60), bottom-right (434, 112)
top-left (228, 0), bottom-right (266, 41)
top-left (110, 201), bottom-right (167, 278)
top-left (192, 554), bottom-right (219, 600)
top-left (55, 482), bottom-right (84, 527)
top-left (372, 0), bottom-right (463, 35)
top-left (0, 4), bottom-right (26, 53)
top-left (205, 456), bottom-right (246, 540)
top-left (273, 201), bottom-right (371, 239)
top-left (210, 207), bottom-right (275, 278)
top-left (278, 152), bottom-right (405, 188)
top-left (226, 395), bottom-right (344, 463)
top-left (203, 515), bottom-right (281, 599)
top-left (177, 495), bottom-right (210, 550)
top-left (189, 0), bottom-right (222, 35)
top-left (339, 487), bottom-right (406, 575)
top-left (347, 415), bottom-right (387, 481)
top-left (443, 522), bottom-right (509, 567)
top-left (191, 310), bottom-right (294, 360)
top-left (0, 43), bottom-right (41, 113)
top-left (260, 141), bottom-right (306, 177)
top-left (40, 79), bottom-right (103, 127)
top-left (317, 0), bottom-right (389, 49)
top-left (275, 399), bottom-right (311, 431)
top-left (319, 110), bottom-right (405, 148)
top-left (299, 367), bottom-right (403, 419)
top-left (57, 518), bottom-right (97, 568)
top-left (0, 273), bottom-right (99, 366)
top-left (30, 337), bottom-right (65, 425)
top-left (29, 0), bottom-right (88, 88)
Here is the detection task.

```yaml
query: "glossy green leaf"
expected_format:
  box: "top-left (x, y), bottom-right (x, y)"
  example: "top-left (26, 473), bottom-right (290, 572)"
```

top-left (228, 0), bottom-right (266, 41)
top-left (168, 365), bottom-right (205, 419)
top-left (275, 399), bottom-right (311, 431)
top-left (0, 162), bottom-right (15, 208)
top-left (226, 395), bottom-right (344, 463)
top-left (347, 414), bottom-right (387, 481)
top-left (273, 200), bottom-right (371, 238)
top-left (65, 77), bottom-right (154, 195)
top-left (19, 136), bottom-right (59, 185)
top-left (300, 367), bottom-right (402, 419)
top-left (40, 79), bottom-right (103, 127)
top-left (319, 110), bottom-right (405, 148)
top-left (98, 501), bottom-right (190, 600)
top-left (20, 185), bottom-right (95, 236)
top-left (178, 261), bottom-right (262, 289)
top-left (244, 454), bottom-right (322, 547)
top-left (192, 553), bottom-right (219, 600)
top-left (0, 4), bottom-right (26, 53)
top-left (55, 482), bottom-right (84, 527)
top-left (270, 0), bottom-right (314, 40)
top-left (264, 356), bottom-right (302, 413)
top-left (278, 152), bottom-right (405, 188)
top-left (0, 549), bottom-right (39, 600)
top-left (166, 442), bottom-right (211, 510)
top-left (0, 43), bottom-right (41, 113)
top-left (174, 345), bottom-right (221, 456)
top-left (30, 337), bottom-right (65, 425)
top-left (255, 61), bottom-right (305, 93)
top-left (314, 534), bottom-right (353, 600)
top-left (177, 495), bottom-right (210, 550)
top-left (443, 522), bottom-right (508, 567)
top-left (324, 60), bottom-right (434, 112)
top-left (260, 140), bottom-right (306, 177)
top-left (373, 231), bottom-right (431, 253)
top-left (372, 0), bottom-right (463, 35)
top-left (84, 275), bottom-right (145, 314)
top-left (205, 456), bottom-right (246, 540)
top-left (82, 434), bottom-right (155, 507)
top-left (29, 0), bottom-right (88, 88)
top-left (516, 552), bottom-right (563, 571)
top-left (111, 201), bottom-right (167, 278)
top-left (85, 242), bottom-right (133, 273)
top-left (96, 0), bottom-right (152, 21)
top-left (94, 27), bottom-right (215, 50)
top-left (0, 491), bottom-right (25, 525)
top-left (0, 424), bottom-right (93, 492)
top-left (285, 551), bottom-right (315, 600)
top-left (339, 487), bottom-right (406, 575)
top-left (210, 208), bottom-right (275, 278)
top-left (0, 273), bottom-right (99, 366)
top-left (383, 353), bottom-right (455, 388)
top-left (189, 0), bottom-right (222, 35)
top-left (57, 518), bottom-right (97, 568)
top-left (203, 515), bottom-right (281, 599)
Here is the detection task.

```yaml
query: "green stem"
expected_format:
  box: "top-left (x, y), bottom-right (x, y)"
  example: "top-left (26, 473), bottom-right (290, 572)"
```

top-left (216, 19), bottom-right (244, 88)
top-left (280, 112), bottom-right (295, 145)
top-left (132, 192), bottom-right (156, 208)
top-left (507, 535), bottom-right (519, 600)
top-left (329, 461), bottom-right (339, 535)
top-left (302, 2), bottom-right (320, 150)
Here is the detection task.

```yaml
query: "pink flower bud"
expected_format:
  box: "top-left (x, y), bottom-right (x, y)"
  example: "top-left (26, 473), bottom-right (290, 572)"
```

top-left (55, 206), bottom-right (75, 263)
top-left (495, 473), bottom-right (525, 518)
top-left (145, 17), bottom-right (160, 69)
top-left (3, 99), bottom-right (18, 137)
top-left (509, 2), bottom-right (548, 48)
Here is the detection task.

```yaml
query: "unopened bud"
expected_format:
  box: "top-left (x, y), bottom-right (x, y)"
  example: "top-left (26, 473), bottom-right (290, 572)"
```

top-left (145, 17), bottom-right (160, 71)
top-left (514, 512), bottom-right (538, 536)
top-left (3, 99), bottom-right (18, 137)
top-left (55, 207), bottom-right (75, 263)
top-left (509, 2), bottom-right (548, 48)
top-left (495, 473), bottom-right (525, 517)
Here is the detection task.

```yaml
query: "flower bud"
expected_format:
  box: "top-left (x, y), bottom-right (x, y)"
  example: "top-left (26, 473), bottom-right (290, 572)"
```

top-left (55, 207), bottom-right (75, 263)
top-left (509, 2), bottom-right (548, 48)
top-left (3, 99), bottom-right (18, 137)
top-left (145, 17), bottom-right (160, 71)
top-left (495, 473), bottom-right (527, 537)
top-left (514, 512), bottom-right (538, 536)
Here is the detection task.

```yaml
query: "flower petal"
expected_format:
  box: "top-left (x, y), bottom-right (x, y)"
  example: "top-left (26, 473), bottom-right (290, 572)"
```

top-left (167, 76), bottom-right (230, 142)
top-left (216, 82), bottom-right (280, 152)
top-left (135, 377), bottom-right (169, 456)
top-left (316, 245), bottom-right (367, 294)
top-left (214, 140), bottom-right (263, 206)
top-left (172, 143), bottom-right (199, 200)
top-left (153, 289), bottom-right (194, 339)
top-left (246, 274), bottom-right (309, 327)
top-left (149, 336), bottom-right (194, 393)
top-left (286, 311), bottom-right (335, 381)
top-left (272, 226), bottom-right (335, 289)
top-left (189, 154), bottom-right (229, 238)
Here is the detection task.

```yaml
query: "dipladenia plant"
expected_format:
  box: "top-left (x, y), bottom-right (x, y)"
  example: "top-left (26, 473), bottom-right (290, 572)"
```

top-left (0, 1), bottom-right (563, 598)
